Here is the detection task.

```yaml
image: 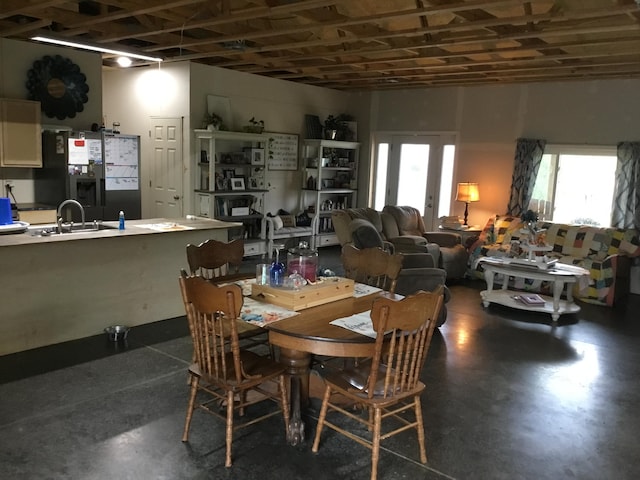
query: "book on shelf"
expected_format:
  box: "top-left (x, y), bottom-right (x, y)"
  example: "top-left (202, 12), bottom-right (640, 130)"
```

top-left (515, 294), bottom-right (545, 305)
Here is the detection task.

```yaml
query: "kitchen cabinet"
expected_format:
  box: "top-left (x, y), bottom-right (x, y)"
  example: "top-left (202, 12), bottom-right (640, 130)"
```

top-left (300, 139), bottom-right (360, 247)
top-left (193, 129), bottom-right (268, 256)
top-left (0, 98), bottom-right (42, 167)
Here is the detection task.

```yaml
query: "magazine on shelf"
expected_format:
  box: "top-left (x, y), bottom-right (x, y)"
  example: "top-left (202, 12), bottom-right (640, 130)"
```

top-left (515, 294), bottom-right (546, 305)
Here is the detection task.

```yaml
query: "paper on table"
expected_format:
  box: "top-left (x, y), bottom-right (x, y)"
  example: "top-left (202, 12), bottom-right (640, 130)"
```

top-left (330, 310), bottom-right (379, 338)
top-left (240, 297), bottom-right (299, 327)
top-left (353, 283), bottom-right (382, 298)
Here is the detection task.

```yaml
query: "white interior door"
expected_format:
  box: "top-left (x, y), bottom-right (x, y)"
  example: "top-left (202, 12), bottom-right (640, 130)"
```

top-left (373, 134), bottom-right (445, 228)
top-left (149, 117), bottom-right (183, 218)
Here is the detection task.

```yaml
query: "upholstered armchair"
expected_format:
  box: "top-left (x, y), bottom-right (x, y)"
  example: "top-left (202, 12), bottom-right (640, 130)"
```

top-left (382, 205), bottom-right (469, 280)
top-left (331, 207), bottom-right (441, 263)
top-left (346, 218), bottom-right (450, 326)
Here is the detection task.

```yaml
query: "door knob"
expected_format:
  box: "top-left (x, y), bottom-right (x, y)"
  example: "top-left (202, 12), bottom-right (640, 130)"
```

top-left (173, 195), bottom-right (180, 200)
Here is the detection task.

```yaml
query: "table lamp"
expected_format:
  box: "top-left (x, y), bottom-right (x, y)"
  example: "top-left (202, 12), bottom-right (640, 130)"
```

top-left (456, 182), bottom-right (479, 226)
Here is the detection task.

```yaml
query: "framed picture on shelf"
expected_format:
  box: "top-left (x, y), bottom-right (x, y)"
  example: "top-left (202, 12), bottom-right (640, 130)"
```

top-left (251, 148), bottom-right (265, 165)
top-left (321, 178), bottom-right (335, 189)
top-left (230, 177), bottom-right (245, 191)
top-left (223, 169), bottom-right (235, 179)
top-left (249, 177), bottom-right (259, 189)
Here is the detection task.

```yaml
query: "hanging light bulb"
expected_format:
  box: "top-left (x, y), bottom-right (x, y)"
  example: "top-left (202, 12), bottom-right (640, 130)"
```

top-left (116, 56), bottom-right (132, 68)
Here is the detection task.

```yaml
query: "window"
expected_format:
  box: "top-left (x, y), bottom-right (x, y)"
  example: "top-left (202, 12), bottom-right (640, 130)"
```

top-left (530, 145), bottom-right (617, 227)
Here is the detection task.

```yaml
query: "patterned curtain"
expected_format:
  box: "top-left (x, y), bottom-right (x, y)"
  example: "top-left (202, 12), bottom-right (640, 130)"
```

top-left (612, 142), bottom-right (640, 229)
top-left (506, 138), bottom-right (546, 217)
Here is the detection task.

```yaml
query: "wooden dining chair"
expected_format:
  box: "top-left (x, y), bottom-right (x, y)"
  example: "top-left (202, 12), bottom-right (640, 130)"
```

top-left (312, 286), bottom-right (445, 480)
top-left (341, 244), bottom-right (404, 293)
top-left (186, 237), bottom-right (246, 281)
top-left (179, 275), bottom-right (290, 467)
top-left (186, 237), bottom-right (270, 354)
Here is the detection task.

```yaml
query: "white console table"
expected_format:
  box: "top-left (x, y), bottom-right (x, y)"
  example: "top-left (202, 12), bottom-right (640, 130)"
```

top-left (479, 258), bottom-right (590, 324)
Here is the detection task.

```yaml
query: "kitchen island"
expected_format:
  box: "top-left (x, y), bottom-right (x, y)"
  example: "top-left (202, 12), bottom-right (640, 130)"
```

top-left (0, 217), bottom-right (241, 356)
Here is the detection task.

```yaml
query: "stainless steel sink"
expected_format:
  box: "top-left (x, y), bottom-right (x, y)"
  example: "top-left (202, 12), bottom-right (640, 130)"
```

top-left (28, 222), bottom-right (116, 237)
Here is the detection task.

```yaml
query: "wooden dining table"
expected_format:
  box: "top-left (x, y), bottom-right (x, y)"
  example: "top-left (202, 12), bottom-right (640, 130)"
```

top-left (257, 288), bottom-right (399, 446)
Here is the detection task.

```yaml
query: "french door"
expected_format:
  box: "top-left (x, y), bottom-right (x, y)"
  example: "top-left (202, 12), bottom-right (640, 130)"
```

top-left (372, 133), bottom-right (456, 229)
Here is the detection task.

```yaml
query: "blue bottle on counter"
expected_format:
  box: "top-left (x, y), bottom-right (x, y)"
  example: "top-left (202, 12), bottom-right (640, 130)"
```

top-left (118, 211), bottom-right (125, 230)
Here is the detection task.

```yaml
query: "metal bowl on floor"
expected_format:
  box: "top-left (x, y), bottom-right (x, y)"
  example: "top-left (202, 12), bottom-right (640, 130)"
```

top-left (104, 325), bottom-right (130, 342)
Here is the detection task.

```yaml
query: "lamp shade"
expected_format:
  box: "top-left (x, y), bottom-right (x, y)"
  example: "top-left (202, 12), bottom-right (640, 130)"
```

top-left (456, 182), bottom-right (480, 203)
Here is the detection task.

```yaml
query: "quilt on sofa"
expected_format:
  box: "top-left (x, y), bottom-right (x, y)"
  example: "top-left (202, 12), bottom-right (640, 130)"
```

top-left (468, 215), bottom-right (640, 306)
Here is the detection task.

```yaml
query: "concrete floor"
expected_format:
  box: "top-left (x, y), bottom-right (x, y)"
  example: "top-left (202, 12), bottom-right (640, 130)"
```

top-left (1, 246), bottom-right (640, 479)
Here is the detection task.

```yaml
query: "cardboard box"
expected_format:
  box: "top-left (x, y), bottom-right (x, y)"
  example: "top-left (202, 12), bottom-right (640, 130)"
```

top-left (251, 277), bottom-right (355, 311)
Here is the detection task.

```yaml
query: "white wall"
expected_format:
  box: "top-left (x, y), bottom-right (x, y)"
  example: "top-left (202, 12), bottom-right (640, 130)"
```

top-left (188, 63), bottom-right (353, 215)
top-left (369, 79), bottom-right (640, 227)
top-left (0, 38), bottom-right (103, 204)
top-left (102, 62), bottom-right (192, 218)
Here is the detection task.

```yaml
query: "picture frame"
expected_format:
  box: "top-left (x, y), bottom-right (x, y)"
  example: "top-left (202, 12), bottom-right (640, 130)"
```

top-left (251, 148), bottom-right (265, 165)
top-left (249, 177), bottom-right (259, 189)
top-left (321, 178), bottom-right (335, 189)
top-left (223, 169), bottom-right (235, 179)
top-left (230, 177), bottom-right (245, 191)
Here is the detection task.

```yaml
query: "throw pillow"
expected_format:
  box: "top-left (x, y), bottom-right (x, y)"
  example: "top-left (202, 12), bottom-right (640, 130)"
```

top-left (350, 218), bottom-right (384, 249)
top-left (272, 215), bottom-right (284, 230)
top-left (280, 215), bottom-right (296, 228)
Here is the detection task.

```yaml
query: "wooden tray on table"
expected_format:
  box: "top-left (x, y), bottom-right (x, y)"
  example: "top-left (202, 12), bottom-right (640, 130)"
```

top-left (251, 277), bottom-right (355, 311)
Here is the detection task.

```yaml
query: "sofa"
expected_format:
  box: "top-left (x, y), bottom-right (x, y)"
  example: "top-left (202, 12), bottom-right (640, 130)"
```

top-left (331, 206), bottom-right (468, 280)
top-left (468, 215), bottom-right (640, 306)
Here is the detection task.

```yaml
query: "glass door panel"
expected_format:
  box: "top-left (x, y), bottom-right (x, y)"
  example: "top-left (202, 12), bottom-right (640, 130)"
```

top-left (373, 134), bottom-right (454, 228)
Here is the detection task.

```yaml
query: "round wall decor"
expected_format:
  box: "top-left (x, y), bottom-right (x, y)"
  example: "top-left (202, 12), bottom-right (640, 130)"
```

top-left (26, 55), bottom-right (90, 120)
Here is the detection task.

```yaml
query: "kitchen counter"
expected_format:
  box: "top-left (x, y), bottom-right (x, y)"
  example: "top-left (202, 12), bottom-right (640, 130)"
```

top-left (0, 217), bottom-right (239, 247)
top-left (0, 216), bottom-right (242, 356)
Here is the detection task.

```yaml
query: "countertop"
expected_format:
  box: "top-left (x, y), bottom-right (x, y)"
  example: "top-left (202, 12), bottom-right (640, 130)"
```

top-left (0, 217), bottom-right (242, 247)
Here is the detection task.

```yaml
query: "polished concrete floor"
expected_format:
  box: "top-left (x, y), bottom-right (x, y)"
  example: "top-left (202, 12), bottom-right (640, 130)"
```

top-left (1, 246), bottom-right (640, 479)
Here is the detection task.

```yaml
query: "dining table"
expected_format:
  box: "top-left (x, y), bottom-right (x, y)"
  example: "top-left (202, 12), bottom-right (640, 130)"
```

top-left (245, 284), bottom-right (398, 446)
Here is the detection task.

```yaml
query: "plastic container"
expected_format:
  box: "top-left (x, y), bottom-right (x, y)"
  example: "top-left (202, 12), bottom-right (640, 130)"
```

top-left (287, 241), bottom-right (318, 283)
top-left (0, 197), bottom-right (13, 225)
top-left (118, 210), bottom-right (125, 230)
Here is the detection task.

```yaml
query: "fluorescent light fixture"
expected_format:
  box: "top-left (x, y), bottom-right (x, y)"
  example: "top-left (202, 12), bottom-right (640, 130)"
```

top-left (31, 35), bottom-right (163, 63)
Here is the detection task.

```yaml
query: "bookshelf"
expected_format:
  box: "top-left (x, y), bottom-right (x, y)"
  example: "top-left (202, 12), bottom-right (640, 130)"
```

top-left (193, 129), bottom-right (268, 257)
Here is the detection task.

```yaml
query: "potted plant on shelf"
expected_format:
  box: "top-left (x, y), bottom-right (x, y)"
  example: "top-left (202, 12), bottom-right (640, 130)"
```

top-left (324, 115), bottom-right (342, 140)
top-left (324, 113), bottom-right (354, 140)
top-left (204, 112), bottom-right (224, 131)
top-left (242, 117), bottom-right (265, 134)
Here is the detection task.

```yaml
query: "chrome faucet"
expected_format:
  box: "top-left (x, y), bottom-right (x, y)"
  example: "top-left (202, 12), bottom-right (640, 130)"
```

top-left (57, 199), bottom-right (85, 232)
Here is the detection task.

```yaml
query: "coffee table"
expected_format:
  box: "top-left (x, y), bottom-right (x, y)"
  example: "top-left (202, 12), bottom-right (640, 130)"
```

top-left (478, 258), bottom-right (590, 324)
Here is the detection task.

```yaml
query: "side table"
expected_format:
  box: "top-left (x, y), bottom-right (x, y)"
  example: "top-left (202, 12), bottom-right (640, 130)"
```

top-left (439, 225), bottom-right (482, 249)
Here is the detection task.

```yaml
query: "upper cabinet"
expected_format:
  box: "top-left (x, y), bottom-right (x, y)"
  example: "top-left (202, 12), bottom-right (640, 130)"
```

top-left (300, 139), bottom-right (360, 247)
top-left (0, 99), bottom-right (42, 168)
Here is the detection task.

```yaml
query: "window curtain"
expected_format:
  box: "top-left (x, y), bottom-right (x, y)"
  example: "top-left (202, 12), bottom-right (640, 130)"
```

top-left (612, 142), bottom-right (640, 229)
top-left (506, 138), bottom-right (546, 217)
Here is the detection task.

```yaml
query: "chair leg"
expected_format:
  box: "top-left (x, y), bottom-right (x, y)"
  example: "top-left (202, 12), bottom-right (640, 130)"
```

top-left (311, 384), bottom-right (332, 453)
top-left (182, 375), bottom-right (198, 442)
top-left (414, 395), bottom-right (427, 464)
top-left (225, 390), bottom-right (235, 468)
top-left (279, 374), bottom-right (291, 435)
top-left (371, 407), bottom-right (382, 480)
